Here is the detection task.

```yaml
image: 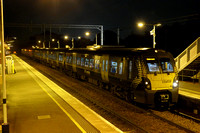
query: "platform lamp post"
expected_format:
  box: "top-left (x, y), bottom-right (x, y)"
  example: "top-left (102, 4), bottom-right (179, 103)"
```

top-left (38, 40), bottom-right (41, 48)
top-left (137, 22), bottom-right (161, 48)
top-left (64, 35), bottom-right (81, 48)
top-left (1, 0), bottom-right (9, 132)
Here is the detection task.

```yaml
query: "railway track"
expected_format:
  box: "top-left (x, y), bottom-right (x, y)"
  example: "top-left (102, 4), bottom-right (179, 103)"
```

top-left (19, 55), bottom-right (199, 133)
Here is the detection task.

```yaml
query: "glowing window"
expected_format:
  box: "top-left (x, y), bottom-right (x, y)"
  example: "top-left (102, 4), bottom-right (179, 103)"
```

top-left (147, 63), bottom-right (159, 72)
top-left (111, 61), bottom-right (117, 73)
top-left (66, 56), bottom-right (69, 63)
top-left (160, 58), bottom-right (174, 72)
top-left (81, 58), bottom-right (84, 66)
top-left (102, 60), bottom-right (105, 71)
top-left (105, 60), bottom-right (108, 72)
top-left (77, 57), bottom-right (80, 65)
top-left (90, 59), bottom-right (94, 68)
top-left (68, 56), bottom-right (72, 64)
top-left (59, 55), bottom-right (63, 62)
top-left (95, 60), bottom-right (100, 69)
top-left (119, 62), bottom-right (123, 75)
top-left (85, 58), bottom-right (89, 67)
top-left (128, 61), bottom-right (132, 79)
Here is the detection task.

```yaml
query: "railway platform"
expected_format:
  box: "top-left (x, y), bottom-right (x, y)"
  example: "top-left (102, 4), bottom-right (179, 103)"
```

top-left (1, 55), bottom-right (123, 133)
top-left (179, 81), bottom-right (200, 100)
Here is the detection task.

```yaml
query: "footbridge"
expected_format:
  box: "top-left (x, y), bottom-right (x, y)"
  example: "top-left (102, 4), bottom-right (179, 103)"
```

top-left (174, 37), bottom-right (200, 81)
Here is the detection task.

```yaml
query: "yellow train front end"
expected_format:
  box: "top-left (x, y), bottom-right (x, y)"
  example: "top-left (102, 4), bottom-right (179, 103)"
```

top-left (141, 50), bottom-right (179, 107)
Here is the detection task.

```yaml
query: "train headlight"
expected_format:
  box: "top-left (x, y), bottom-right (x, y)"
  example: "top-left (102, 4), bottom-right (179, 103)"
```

top-left (143, 78), bottom-right (151, 90)
top-left (173, 79), bottom-right (179, 88)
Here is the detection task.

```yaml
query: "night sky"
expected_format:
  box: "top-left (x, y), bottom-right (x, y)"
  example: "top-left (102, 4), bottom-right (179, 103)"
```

top-left (4, 0), bottom-right (200, 26)
top-left (3, 0), bottom-right (200, 55)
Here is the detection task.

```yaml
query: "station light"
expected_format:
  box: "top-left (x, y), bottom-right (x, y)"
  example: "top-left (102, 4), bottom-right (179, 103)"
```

top-left (64, 36), bottom-right (69, 40)
top-left (137, 22), bottom-right (144, 28)
top-left (85, 32), bottom-right (90, 36)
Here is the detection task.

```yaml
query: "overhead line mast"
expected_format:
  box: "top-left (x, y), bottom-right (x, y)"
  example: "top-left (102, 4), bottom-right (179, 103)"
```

top-left (5, 23), bottom-right (104, 46)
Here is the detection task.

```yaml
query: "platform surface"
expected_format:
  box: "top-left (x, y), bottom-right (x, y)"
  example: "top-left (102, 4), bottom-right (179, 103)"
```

top-left (6, 55), bottom-right (123, 133)
top-left (179, 81), bottom-right (200, 100)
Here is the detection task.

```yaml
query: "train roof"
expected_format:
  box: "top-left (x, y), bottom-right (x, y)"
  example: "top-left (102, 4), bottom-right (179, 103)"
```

top-left (31, 46), bottom-right (172, 57)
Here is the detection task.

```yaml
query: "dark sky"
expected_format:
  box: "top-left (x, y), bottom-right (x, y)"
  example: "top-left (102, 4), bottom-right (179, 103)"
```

top-left (4, 0), bottom-right (200, 27)
top-left (3, 0), bottom-right (200, 52)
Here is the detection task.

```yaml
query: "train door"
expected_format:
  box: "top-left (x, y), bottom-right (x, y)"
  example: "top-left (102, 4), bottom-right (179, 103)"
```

top-left (101, 55), bottom-right (109, 82)
top-left (72, 53), bottom-right (77, 72)
top-left (46, 51), bottom-right (49, 64)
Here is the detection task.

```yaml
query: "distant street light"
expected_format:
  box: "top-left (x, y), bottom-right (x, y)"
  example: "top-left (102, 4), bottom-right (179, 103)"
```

top-left (64, 35), bottom-right (81, 48)
top-left (51, 38), bottom-right (60, 48)
top-left (64, 35), bottom-right (68, 40)
top-left (137, 22), bottom-right (144, 28)
top-left (85, 32), bottom-right (90, 36)
top-left (85, 31), bottom-right (98, 45)
top-left (137, 22), bottom-right (161, 48)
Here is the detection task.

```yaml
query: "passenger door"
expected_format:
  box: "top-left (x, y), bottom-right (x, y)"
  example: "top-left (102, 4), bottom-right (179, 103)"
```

top-left (101, 55), bottom-right (109, 82)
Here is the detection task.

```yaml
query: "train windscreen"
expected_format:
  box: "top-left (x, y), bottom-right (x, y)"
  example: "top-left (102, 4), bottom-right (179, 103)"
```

top-left (146, 58), bottom-right (160, 72)
top-left (146, 58), bottom-right (174, 73)
top-left (160, 58), bottom-right (174, 72)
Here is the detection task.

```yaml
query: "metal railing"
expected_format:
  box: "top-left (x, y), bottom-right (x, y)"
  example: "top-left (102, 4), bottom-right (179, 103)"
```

top-left (175, 37), bottom-right (200, 72)
top-left (178, 69), bottom-right (199, 82)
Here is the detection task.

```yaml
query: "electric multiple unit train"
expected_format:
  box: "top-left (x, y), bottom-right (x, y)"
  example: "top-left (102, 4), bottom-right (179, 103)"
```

top-left (21, 46), bottom-right (179, 107)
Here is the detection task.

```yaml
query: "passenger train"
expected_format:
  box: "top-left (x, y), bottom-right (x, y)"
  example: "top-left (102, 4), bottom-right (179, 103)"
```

top-left (21, 46), bottom-right (179, 107)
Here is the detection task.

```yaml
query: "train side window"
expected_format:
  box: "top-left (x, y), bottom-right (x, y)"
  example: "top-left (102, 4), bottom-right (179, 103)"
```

top-left (68, 56), bottom-right (72, 64)
top-left (128, 61), bottom-right (132, 79)
top-left (90, 59), bottom-right (94, 68)
top-left (119, 62), bottom-right (123, 75)
top-left (102, 60), bottom-right (105, 71)
top-left (77, 57), bottom-right (81, 65)
top-left (53, 54), bottom-right (56, 60)
top-left (48, 54), bottom-right (51, 59)
top-left (85, 58), bottom-right (89, 67)
top-left (66, 56), bottom-right (69, 63)
top-left (105, 60), bottom-right (108, 72)
top-left (111, 61), bottom-right (117, 73)
top-left (95, 60), bottom-right (100, 69)
top-left (81, 57), bottom-right (84, 66)
top-left (58, 55), bottom-right (63, 62)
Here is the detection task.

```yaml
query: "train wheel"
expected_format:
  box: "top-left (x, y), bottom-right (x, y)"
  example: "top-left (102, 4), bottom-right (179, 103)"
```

top-left (125, 91), bottom-right (134, 102)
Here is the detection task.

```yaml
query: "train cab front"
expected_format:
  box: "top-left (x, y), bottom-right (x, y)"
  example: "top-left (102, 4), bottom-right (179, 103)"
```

top-left (142, 53), bottom-right (179, 108)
